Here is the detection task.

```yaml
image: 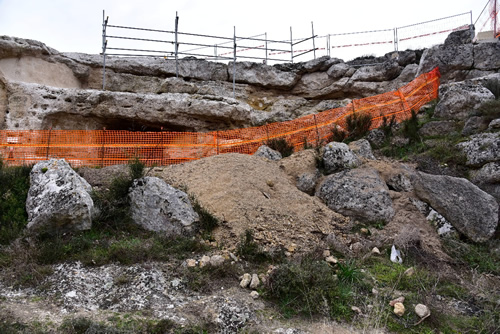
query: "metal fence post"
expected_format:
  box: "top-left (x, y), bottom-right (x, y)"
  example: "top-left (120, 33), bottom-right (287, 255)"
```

top-left (311, 21), bottom-right (316, 59)
top-left (313, 114), bottom-right (320, 145)
top-left (100, 127), bottom-right (106, 167)
top-left (46, 126), bottom-right (52, 160)
top-left (233, 26), bottom-right (236, 99)
top-left (265, 32), bottom-right (268, 64)
top-left (394, 28), bottom-right (398, 52)
top-left (175, 12), bottom-right (179, 78)
top-left (102, 10), bottom-right (108, 90)
top-left (290, 27), bottom-right (293, 63)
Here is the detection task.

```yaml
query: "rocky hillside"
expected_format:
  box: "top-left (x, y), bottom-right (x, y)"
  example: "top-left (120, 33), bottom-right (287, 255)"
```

top-left (0, 26), bottom-right (499, 333)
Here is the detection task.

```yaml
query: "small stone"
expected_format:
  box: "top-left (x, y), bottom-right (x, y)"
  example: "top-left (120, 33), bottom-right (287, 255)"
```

top-left (325, 256), bottom-right (338, 264)
top-left (65, 290), bottom-right (77, 298)
top-left (372, 288), bottom-right (379, 295)
top-left (250, 291), bottom-right (259, 299)
top-left (210, 255), bottom-right (225, 267)
top-left (360, 228), bottom-right (369, 234)
top-left (186, 259), bottom-right (197, 267)
top-left (287, 243), bottom-right (297, 253)
top-left (389, 296), bottom-right (405, 306)
top-left (240, 273), bottom-right (251, 288)
top-left (404, 267), bottom-right (415, 277)
top-left (323, 250), bottom-right (331, 258)
top-left (393, 302), bottom-right (405, 317)
top-left (199, 255), bottom-right (210, 267)
top-left (259, 273), bottom-right (267, 285)
top-left (351, 306), bottom-right (362, 314)
top-left (249, 274), bottom-right (260, 289)
top-left (171, 279), bottom-right (181, 288)
top-left (415, 304), bottom-right (430, 318)
top-left (371, 247), bottom-right (381, 255)
top-left (229, 252), bottom-right (238, 262)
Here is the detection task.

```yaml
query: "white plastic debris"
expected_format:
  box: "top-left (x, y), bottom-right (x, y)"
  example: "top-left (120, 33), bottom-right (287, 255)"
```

top-left (390, 245), bottom-right (403, 263)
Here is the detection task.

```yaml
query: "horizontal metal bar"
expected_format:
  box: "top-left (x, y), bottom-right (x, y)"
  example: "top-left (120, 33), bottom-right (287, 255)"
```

top-left (329, 28), bottom-right (393, 37)
top-left (397, 11), bottom-right (471, 29)
top-left (106, 35), bottom-right (174, 44)
top-left (292, 48), bottom-right (317, 59)
top-left (108, 24), bottom-right (175, 34)
top-left (107, 47), bottom-right (173, 54)
top-left (178, 41), bottom-right (234, 50)
top-left (292, 35), bottom-right (317, 46)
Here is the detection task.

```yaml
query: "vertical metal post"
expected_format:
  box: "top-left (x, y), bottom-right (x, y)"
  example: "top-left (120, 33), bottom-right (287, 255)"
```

top-left (175, 12), bottom-right (179, 78)
top-left (46, 126), bottom-right (52, 160)
top-left (470, 10), bottom-right (473, 26)
top-left (214, 44), bottom-right (217, 60)
top-left (102, 10), bottom-right (108, 90)
top-left (216, 131), bottom-right (219, 155)
top-left (313, 115), bottom-right (320, 145)
top-left (265, 32), bottom-right (268, 64)
top-left (233, 26), bottom-right (236, 99)
top-left (290, 27), bottom-right (293, 63)
top-left (494, 0), bottom-right (498, 38)
top-left (101, 127), bottom-right (106, 167)
top-left (311, 21), bottom-right (316, 59)
top-left (394, 28), bottom-right (398, 52)
top-left (328, 34), bottom-right (331, 57)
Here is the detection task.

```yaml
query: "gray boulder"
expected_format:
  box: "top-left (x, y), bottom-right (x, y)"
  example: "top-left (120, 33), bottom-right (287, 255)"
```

top-left (434, 82), bottom-right (495, 120)
top-left (254, 145), bottom-right (282, 161)
top-left (296, 171), bottom-right (320, 195)
top-left (366, 129), bottom-right (386, 148)
top-left (412, 172), bottom-right (498, 242)
top-left (350, 61), bottom-right (402, 82)
top-left (471, 162), bottom-right (500, 185)
top-left (129, 177), bottom-right (199, 235)
top-left (461, 116), bottom-right (490, 136)
top-left (316, 167), bottom-right (394, 222)
top-left (322, 142), bottom-right (361, 174)
top-left (418, 120), bottom-right (458, 137)
top-left (457, 132), bottom-right (500, 167)
top-left (474, 42), bottom-right (500, 71)
top-left (230, 61), bottom-right (299, 89)
top-left (387, 173), bottom-right (413, 192)
top-left (488, 119), bottom-right (500, 131)
top-left (326, 62), bottom-right (350, 79)
top-left (26, 159), bottom-right (94, 233)
top-left (348, 139), bottom-right (375, 160)
top-left (443, 26), bottom-right (474, 46)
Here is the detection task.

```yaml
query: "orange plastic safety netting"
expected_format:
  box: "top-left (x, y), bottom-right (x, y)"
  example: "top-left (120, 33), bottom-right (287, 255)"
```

top-left (0, 67), bottom-right (440, 167)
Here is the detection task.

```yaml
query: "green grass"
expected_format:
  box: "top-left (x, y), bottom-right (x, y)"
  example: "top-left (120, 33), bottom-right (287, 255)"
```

top-left (236, 229), bottom-right (283, 264)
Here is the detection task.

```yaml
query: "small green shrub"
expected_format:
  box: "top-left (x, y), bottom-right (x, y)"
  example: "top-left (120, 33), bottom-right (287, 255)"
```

top-left (265, 255), bottom-right (357, 319)
top-left (337, 260), bottom-right (362, 284)
top-left (236, 230), bottom-right (279, 264)
top-left (128, 157), bottom-right (145, 180)
top-left (380, 114), bottom-right (396, 137)
top-left (266, 138), bottom-right (294, 157)
top-left (345, 111), bottom-right (372, 140)
top-left (330, 124), bottom-right (348, 142)
top-left (191, 198), bottom-right (219, 238)
top-left (183, 262), bottom-right (239, 293)
top-left (401, 110), bottom-right (420, 143)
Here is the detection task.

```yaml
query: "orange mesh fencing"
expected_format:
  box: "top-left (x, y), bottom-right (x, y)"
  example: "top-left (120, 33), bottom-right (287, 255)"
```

top-left (0, 67), bottom-right (440, 167)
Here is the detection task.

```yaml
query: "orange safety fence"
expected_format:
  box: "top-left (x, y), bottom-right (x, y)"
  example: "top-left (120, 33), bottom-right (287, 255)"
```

top-left (0, 67), bottom-right (440, 167)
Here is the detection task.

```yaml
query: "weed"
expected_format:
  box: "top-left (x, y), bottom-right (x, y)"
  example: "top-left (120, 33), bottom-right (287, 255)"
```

top-left (345, 111), bottom-right (373, 140)
top-left (128, 157), bottom-right (145, 180)
top-left (265, 254), bottom-right (360, 320)
top-left (236, 230), bottom-right (280, 264)
top-left (442, 238), bottom-right (499, 275)
top-left (380, 114), bottom-right (396, 137)
top-left (330, 124), bottom-right (348, 142)
top-left (337, 260), bottom-right (362, 284)
top-left (191, 198), bottom-right (219, 238)
top-left (0, 160), bottom-right (31, 245)
top-left (266, 138), bottom-right (294, 157)
top-left (401, 110), bottom-right (420, 143)
top-left (183, 262), bottom-right (239, 293)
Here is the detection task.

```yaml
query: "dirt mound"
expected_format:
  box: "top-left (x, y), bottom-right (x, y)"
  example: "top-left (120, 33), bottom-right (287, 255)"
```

top-left (153, 153), bottom-right (349, 253)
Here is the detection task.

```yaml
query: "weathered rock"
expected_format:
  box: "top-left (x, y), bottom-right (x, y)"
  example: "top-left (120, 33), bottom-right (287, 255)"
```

top-left (250, 291), bottom-right (259, 299)
top-left (474, 42), bottom-right (500, 71)
top-left (210, 255), bottom-right (225, 267)
top-left (394, 64), bottom-right (418, 82)
top-left (488, 119), bottom-right (500, 131)
top-left (412, 171), bottom-right (499, 242)
top-left (371, 247), bottom-right (380, 255)
top-left (322, 142), bottom-right (361, 174)
top-left (435, 82), bottom-right (495, 120)
top-left (348, 139), bottom-right (375, 160)
top-left (249, 274), bottom-right (260, 289)
top-left (296, 171), bottom-right (320, 195)
top-left (394, 302), bottom-right (405, 316)
top-left (415, 304), bottom-right (431, 318)
top-left (230, 61), bottom-right (299, 89)
top-left (129, 176), bottom-right (199, 236)
top-left (254, 145), bottom-right (282, 161)
top-left (471, 162), bottom-right (500, 185)
top-left (199, 255), bottom-right (211, 268)
top-left (240, 273), bottom-right (251, 288)
top-left (462, 116), bottom-right (490, 136)
top-left (387, 173), bottom-right (413, 192)
top-left (26, 159), bottom-right (94, 233)
top-left (0, 35), bottom-right (57, 59)
top-left (389, 296), bottom-right (405, 306)
top-left (316, 167), bottom-right (394, 222)
top-left (418, 120), bottom-right (458, 137)
top-left (366, 129), bottom-right (386, 148)
top-left (457, 132), bottom-right (500, 167)
top-left (326, 62), bottom-right (350, 79)
top-left (351, 61), bottom-right (402, 82)
top-left (157, 77), bottom-right (199, 94)
top-left (444, 26), bottom-right (474, 46)
top-left (325, 256), bottom-right (338, 264)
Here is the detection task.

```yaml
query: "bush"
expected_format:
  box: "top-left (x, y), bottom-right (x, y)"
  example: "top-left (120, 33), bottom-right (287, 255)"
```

top-left (401, 110), bottom-right (420, 143)
top-left (380, 114), bottom-right (396, 137)
top-left (265, 255), bottom-right (358, 319)
top-left (236, 229), bottom-right (280, 264)
top-left (0, 159), bottom-right (32, 245)
top-left (345, 111), bottom-right (372, 140)
top-left (266, 138), bottom-right (294, 157)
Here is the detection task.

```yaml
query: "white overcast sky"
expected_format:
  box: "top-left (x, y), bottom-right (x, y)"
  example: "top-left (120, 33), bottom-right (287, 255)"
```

top-left (0, 0), bottom-right (491, 61)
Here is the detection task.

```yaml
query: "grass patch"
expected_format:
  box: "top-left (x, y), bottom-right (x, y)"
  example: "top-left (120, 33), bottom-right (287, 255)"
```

top-left (183, 262), bottom-right (239, 293)
top-left (264, 254), bottom-right (366, 320)
top-left (442, 238), bottom-right (500, 275)
top-left (236, 230), bottom-right (284, 264)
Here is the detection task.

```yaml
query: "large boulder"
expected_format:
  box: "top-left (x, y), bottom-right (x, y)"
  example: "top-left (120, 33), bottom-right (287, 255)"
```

top-left (253, 145), bottom-right (282, 161)
top-left (474, 42), bottom-right (500, 71)
top-left (434, 82), bottom-right (495, 120)
top-left (26, 159), bottom-right (94, 233)
top-left (316, 167), bottom-right (394, 222)
top-left (457, 132), bottom-right (500, 167)
top-left (129, 176), bottom-right (199, 236)
top-left (348, 139), bottom-right (375, 160)
top-left (412, 172), bottom-right (498, 242)
top-left (230, 61), bottom-right (299, 89)
top-left (322, 142), bottom-right (361, 174)
top-left (418, 120), bottom-right (458, 137)
top-left (350, 61), bottom-right (402, 82)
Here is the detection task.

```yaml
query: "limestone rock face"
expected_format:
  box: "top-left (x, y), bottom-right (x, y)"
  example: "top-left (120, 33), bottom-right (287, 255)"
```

top-left (350, 61), bottom-right (402, 82)
top-left (316, 167), bottom-right (394, 222)
top-left (230, 61), bottom-right (299, 89)
top-left (348, 139), bottom-right (375, 160)
top-left (462, 116), bottom-right (490, 136)
top-left (418, 121), bottom-right (458, 137)
top-left (474, 42), bottom-right (500, 71)
top-left (129, 176), bottom-right (199, 236)
top-left (412, 171), bottom-right (499, 242)
top-left (26, 159), bottom-right (94, 233)
top-left (323, 142), bottom-right (361, 174)
top-left (435, 82), bottom-right (495, 120)
top-left (457, 133), bottom-right (500, 167)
